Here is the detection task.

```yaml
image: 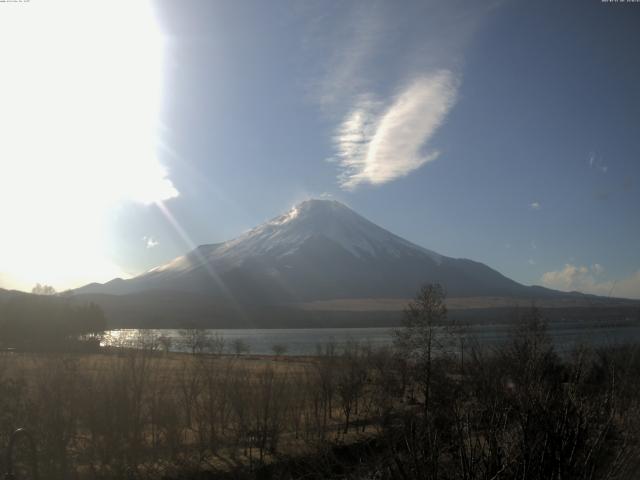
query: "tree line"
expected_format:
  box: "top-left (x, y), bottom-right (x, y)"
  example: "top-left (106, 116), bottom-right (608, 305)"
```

top-left (0, 294), bottom-right (106, 347)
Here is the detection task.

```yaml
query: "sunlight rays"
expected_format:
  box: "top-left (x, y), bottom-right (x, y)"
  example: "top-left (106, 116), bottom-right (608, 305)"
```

top-left (154, 202), bottom-right (248, 321)
top-left (0, 1), bottom-right (177, 290)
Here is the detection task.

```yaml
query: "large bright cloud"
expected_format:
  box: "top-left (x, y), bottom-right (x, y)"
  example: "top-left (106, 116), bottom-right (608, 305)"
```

top-left (334, 71), bottom-right (458, 189)
top-left (541, 264), bottom-right (640, 300)
top-left (0, 1), bottom-right (177, 291)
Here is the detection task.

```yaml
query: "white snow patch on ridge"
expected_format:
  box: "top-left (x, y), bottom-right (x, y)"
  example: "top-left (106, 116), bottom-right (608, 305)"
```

top-left (149, 199), bottom-right (443, 275)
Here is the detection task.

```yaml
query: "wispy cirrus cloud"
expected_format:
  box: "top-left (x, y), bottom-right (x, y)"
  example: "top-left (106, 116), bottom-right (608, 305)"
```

top-left (334, 71), bottom-right (458, 189)
top-left (312, 5), bottom-right (385, 109)
top-left (301, 1), bottom-right (500, 189)
top-left (541, 263), bottom-right (640, 299)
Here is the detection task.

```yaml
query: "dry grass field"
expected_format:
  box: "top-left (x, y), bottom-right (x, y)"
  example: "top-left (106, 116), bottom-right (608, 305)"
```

top-left (1, 302), bottom-right (640, 479)
top-left (0, 344), bottom-right (393, 479)
top-left (295, 295), bottom-right (640, 312)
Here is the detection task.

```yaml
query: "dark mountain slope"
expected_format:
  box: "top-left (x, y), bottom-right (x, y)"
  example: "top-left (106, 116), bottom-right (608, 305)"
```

top-left (74, 199), bottom-right (554, 303)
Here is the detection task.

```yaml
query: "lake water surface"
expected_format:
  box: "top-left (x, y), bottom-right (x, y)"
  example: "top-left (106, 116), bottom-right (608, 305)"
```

top-left (104, 321), bottom-right (640, 355)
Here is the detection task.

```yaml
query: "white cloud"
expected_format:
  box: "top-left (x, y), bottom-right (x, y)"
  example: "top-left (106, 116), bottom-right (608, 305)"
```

top-left (530, 201), bottom-right (540, 210)
top-left (306, 1), bottom-right (495, 112)
top-left (306, 2), bottom-right (498, 187)
top-left (144, 236), bottom-right (159, 249)
top-left (541, 264), bottom-right (640, 299)
top-left (334, 71), bottom-right (458, 189)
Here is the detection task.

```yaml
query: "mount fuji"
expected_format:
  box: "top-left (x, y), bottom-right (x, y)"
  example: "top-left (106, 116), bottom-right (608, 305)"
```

top-left (75, 199), bottom-right (558, 304)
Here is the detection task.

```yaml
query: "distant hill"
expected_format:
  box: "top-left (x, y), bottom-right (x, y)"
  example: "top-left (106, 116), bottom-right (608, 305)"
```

top-left (0, 287), bottom-right (27, 301)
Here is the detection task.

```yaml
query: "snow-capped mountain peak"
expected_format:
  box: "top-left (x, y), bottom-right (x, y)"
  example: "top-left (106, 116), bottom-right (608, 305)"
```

top-left (75, 199), bottom-right (532, 302)
top-left (206, 199), bottom-right (443, 266)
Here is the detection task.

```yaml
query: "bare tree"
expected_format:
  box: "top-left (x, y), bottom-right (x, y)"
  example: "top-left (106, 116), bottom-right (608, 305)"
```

top-left (180, 328), bottom-right (212, 355)
top-left (394, 283), bottom-right (448, 412)
top-left (337, 345), bottom-right (366, 433)
top-left (210, 332), bottom-right (226, 355)
top-left (31, 283), bottom-right (56, 295)
top-left (231, 338), bottom-right (250, 356)
top-left (271, 343), bottom-right (288, 357)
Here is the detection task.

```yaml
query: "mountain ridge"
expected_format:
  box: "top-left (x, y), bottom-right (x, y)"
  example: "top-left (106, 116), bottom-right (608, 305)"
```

top-left (73, 199), bottom-right (572, 304)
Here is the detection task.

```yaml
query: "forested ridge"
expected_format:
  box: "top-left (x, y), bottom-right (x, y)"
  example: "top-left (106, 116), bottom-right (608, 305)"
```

top-left (0, 293), bottom-right (106, 347)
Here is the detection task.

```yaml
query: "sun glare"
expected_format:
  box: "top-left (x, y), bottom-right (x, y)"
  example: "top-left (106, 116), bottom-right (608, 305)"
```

top-left (0, 1), bottom-right (177, 291)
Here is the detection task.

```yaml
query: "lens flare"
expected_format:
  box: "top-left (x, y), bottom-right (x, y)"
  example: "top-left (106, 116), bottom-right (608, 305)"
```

top-left (0, 1), bottom-right (177, 291)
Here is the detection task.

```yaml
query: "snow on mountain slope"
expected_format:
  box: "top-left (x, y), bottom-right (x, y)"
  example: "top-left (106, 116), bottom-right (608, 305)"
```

top-left (73, 199), bottom-right (542, 302)
top-left (141, 199), bottom-right (442, 279)
top-left (209, 200), bottom-right (437, 265)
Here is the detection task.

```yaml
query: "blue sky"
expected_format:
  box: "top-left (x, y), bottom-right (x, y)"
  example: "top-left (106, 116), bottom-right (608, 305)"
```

top-left (1, 0), bottom-right (639, 297)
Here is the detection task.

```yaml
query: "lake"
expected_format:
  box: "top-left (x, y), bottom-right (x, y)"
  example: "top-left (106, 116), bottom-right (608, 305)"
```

top-left (103, 321), bottom-right (640, 355)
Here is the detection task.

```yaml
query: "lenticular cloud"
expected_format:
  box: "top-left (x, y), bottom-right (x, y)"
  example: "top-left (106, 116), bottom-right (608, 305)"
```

top-left (335, 71), bottom-right (458, 189)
